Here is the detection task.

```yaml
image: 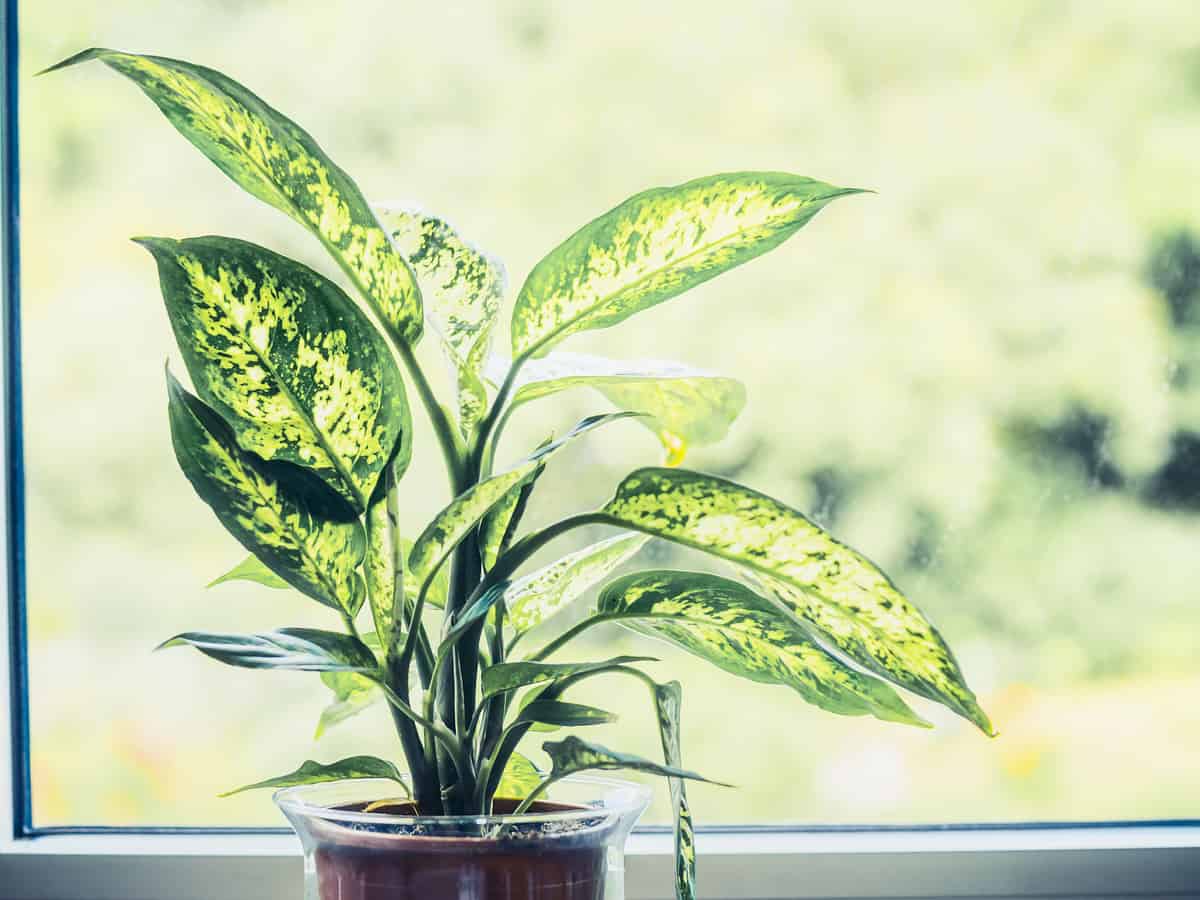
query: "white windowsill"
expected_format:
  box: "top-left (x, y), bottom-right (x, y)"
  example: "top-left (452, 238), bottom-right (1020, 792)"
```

top-left (3, 825), bottom-right (1199, 900)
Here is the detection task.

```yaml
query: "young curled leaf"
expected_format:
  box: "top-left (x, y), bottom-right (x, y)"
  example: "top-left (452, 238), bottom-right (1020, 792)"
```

top-left (511, 172), bottom-right (863, 359)
top-left (540, 735), bottom-right (727, 787)
top-left (597, 570), bottom-right (930, 727)
top-left (316, 670), bottom-right (382, 739)
top-left (46, 49), bottom-right (423, 344)
top-left (598, 468), bottom-right (993, 734)
top-left (481, 655), bottom-right (657, 700)
top-left (167, 370), bottom-right (366, 615)
top-left (220, 755), bottom-right (407, 797)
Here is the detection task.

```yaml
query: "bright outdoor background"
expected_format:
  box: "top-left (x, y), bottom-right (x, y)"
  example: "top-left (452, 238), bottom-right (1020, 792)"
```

top-left (18, 1), bottom-right (1200, 826)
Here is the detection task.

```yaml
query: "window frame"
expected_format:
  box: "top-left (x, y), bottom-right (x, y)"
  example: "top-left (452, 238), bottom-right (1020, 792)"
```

top-left (2, 5), bottom-right (1199, 898)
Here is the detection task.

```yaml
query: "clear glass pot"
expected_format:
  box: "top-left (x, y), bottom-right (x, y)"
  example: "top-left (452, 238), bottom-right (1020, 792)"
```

top-left (276, 776), bottom-right (652, 900)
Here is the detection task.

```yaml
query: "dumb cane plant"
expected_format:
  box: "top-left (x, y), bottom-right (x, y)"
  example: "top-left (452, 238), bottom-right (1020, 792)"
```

top-left (47, 49), bottom-right (994, 900)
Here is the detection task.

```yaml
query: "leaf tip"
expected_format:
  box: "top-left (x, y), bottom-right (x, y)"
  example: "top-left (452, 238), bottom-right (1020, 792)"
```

top-left (35, 47), bottom-right (111, 77)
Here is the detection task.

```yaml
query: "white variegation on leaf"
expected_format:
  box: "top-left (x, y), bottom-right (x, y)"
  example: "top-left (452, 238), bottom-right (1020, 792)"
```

top-left (379, 206), bottom-right (506, 434)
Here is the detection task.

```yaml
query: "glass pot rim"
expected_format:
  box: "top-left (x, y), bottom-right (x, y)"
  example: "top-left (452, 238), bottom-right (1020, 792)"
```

top-left (274, 774), bottom-right (653, 830)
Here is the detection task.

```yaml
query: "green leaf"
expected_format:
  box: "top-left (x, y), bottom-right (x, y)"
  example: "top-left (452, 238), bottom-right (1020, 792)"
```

top-left (510, 172), bottom-right (862, 359)
top-left (379, 206), bottom-right (505, 434)
top-left (219, 755), bottom-right (406, 797)
top-left (409, 412), bottom-right (641, 593)
top-left (540, 735), bottom-right (725, 786)
top-left (316, 670), bottom-right (381, 739)
top-left (503, 351), bottom-right (746, 449)
top-left (597, 468), bottom-right (993, 734)
top-left (158, 627), bottom-right (376, 673)
top-left (507, 533), bottom-right (648, 635)
top-left (478, 433), bottom-right (554, 572)
top-left (166, 370), bottom-right (366, 614)
top-left (493, 751), bottom-right (542, 800)
top-left (48, 49), bottom-right (423, 344)
top-left (482, 655), bottom-right (657, 700)
top-left (597, 570), bottom-right (929, 727)
top-left (140, 236), bottom-right (408, 510)
top-left (518, 699), bottom-right (616, 727)
top-left (650, 680), bottom-right (695, 900)
top-left (207, 555), bottom-right (290, 590)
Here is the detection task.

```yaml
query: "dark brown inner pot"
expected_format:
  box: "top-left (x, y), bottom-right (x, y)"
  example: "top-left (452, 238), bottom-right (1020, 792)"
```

top-left (309, 799), bottom-right (613, 900)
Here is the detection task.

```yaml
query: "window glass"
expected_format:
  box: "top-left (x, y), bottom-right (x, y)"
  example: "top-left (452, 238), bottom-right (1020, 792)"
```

top-left (21, 0), bottom-right (1200, 826)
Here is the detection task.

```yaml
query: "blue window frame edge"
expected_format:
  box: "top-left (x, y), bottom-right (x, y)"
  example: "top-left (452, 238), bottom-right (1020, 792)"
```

top-left (0, 3), bottom-right (1196, 895)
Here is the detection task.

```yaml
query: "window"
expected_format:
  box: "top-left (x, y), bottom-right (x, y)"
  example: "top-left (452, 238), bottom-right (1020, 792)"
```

top-left (3, 1), bottom-right (1200, 897)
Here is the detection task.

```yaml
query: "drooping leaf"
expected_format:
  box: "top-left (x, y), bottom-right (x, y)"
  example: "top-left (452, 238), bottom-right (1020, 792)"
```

top-left (493, 751), bottom-right (542, 800)
top-left (517, 700), bottom-right (616, 728)
top-left (506, 533), bottom-right (648, 635)
top-left (540, 736), bottom-right (724, 786)
top-left (650, 680), bottom-right (695, 900)
top-left (219, 755), bottom-right (406, 797)
top-left (510, 172), bottom-right (862, 359)
top-left (166, 370), bottom-right (366, 614)
top-left (378, 206), bottom-right (505, 434)
top-left (208, 554), bottom-right (290, 590)
top-left (596, 570), bottom-right (929, 727)
top-left (158, 627), bottom-right (376, 673)
top-left (140, 236), bottom-right (408, 510)
top-left (46, 49), bottom-right (423, 344)
top-left (316, 670), bottom-right (381, 739)
top-left (597, 468), bottom-right (993, 734)
top-left (409, 413), bottom-right (641, 593)
top-left (501, 352), bottom-right (746, 448)
top-left (481, 655), bottom-right (657, 700)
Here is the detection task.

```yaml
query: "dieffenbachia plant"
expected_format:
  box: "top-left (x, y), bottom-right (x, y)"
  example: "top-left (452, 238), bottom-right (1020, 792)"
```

top-left (47, 48), bottom-right (994, 900)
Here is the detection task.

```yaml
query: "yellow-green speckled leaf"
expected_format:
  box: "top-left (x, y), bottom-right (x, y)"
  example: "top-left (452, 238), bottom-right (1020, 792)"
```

top-left (649, 680), bottom-right (695, 900)
top-left (597, 570), bottom-right (929, 727)
top-left (510, 172), bottom-right (862, 359)
top-left (409, 413), bottom-right (640, 594)
top-left (379, 207), bottom-right (506, 433)
top-left (500, 351), bottom-right (746, 448)
top-left (141, 236), bottom-right (408, 511)
top-left (47, 49), bottom-right (422, 344)
top-left (316, 670), bottom-right (382, 739)
top-left (493, 751), bottom-right (542, 800)
top-left (598, 468), bottom-right (993, 734)
top-left (167, 370), bottom-right (365, 614)
top-left (507, 532), bottom-right (648, 635)
top-left (540, 736), bottom-right (722, 786)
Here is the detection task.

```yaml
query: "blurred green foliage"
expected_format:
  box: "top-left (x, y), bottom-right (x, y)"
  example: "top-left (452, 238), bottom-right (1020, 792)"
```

top-left (21, 0), bottom-right (1200, 825)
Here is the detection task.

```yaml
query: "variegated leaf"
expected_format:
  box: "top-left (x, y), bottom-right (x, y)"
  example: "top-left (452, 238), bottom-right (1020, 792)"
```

top-left (208, 554), bottom-right (290, 590)
top-left (481, 655), bottom-right (657, 700)
top-left (500, 352), bottom-right (746, 449)
top-left (378, 206), bottom-right (505, 434)
top-left (48, 49), bottom-right (423, 344)
top-left (507, 533), bottom-right (648, 635)
top-left (493, 751), bottom-right (542, 800)
top-left (597, 468), bottom-right (993, 734)
top-left (651, 680), bottom-right (695, 900)
top-left (510, 172), bottom-right (862, 359)
top-left (158, 627), bottom-right (376, 673)
top-left (409, 413), bottom-right (641, 593)
top-left (142, 236), bottom-right (408, 510)
top-left (597, 570), bottom-right (929, 727)
top-left (316, 670), bottom-right (381, 739)
top-left (220, 755), bottom-right (406, 797)
top-left (478, 434), bottom-right (553, 572)
top-left (166, 371), bottom-right (366, 614)
top-left (540, 736), bottom-right (723, 786)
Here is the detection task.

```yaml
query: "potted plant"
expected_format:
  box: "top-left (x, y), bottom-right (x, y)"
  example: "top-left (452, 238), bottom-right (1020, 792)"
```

top-left (45, 48), bottom-right (994, 900)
